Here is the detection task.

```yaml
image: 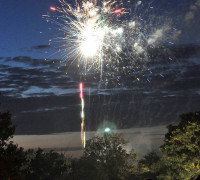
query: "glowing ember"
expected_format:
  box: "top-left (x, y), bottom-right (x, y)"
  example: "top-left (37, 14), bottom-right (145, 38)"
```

top-left (50, 6), bottom-right (56, 11)
top-left (114, 8), bottom-right (122, 14)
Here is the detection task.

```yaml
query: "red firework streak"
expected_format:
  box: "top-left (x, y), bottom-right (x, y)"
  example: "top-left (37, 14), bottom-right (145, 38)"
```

top-left (114, 8), bottom-right (122, 14)
top-left (50, 6), bottom-right (56, 11)
top-left (79, 82), bottom-right (86, 148)
top-left (79, 82), bottom-right (83, 99)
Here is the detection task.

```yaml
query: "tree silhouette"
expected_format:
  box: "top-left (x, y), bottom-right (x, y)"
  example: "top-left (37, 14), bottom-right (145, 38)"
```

top-left (0, 111), bottom-right (71, 180)
top-left (0, 111), bottom-right (15, 146)
top-left (0, 111), bottom-right (26, 180)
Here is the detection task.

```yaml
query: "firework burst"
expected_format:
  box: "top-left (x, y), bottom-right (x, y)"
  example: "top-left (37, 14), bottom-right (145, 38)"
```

top-left (45, 0), bottom-right (128, 76)
top-left (44, 0), bottom-right (179, 87)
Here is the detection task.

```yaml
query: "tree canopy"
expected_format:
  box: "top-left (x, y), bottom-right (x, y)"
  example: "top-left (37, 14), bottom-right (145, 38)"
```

top-left (1, 110), bottom-right (200, 179)
top-left (160, 111), bottom-right (200, 179)
top-left (81, 133), bottom-right (137, 180)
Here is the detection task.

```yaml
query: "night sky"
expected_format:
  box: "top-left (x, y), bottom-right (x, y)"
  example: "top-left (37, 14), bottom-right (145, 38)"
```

top-left (0, 0), bottom-right (200, 135)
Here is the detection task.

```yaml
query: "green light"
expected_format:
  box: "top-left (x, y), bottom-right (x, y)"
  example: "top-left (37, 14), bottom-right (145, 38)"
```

top-left (104, 127), bottom-right (111, 133)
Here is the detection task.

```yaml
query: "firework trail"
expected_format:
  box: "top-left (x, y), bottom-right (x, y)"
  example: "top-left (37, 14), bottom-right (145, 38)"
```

top-left (79, 82), bottom-right (86, 148)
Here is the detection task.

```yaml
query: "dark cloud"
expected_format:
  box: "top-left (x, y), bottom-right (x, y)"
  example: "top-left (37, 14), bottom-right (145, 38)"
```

top-left (5, 56), bottom-right (49, 67)
top-left (1, 44), bottom-right (200, 98)
top-left (31, 45), bottom-right (50, 50)
top-left (0, 57), bottom-right (76, 97)
top-left (15, 45), bottom-right (51, 53)
top-left (147, 44), bottom-right (200, 60)
top-left (0, 44), bottom-right (200, 134)
top-left (1, 90), bottom-right (200, 134)
top-left (169, 44), bottom-right (200, 58)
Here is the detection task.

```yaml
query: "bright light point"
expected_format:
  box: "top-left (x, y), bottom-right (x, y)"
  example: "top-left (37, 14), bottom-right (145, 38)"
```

top-left (50, 6), bottom-right (56, 11)
top-left (89, 9), bottom-right (97, 17)
top-left (104, 127), bottom-right (111, 133)
top-left (137, 1), bottom-right (142, 6)
top-left (134, 43), bottom-right (138, 47)
top-left (129, 21), bottom-right (135, 28)
top-left (111, 28), bottom-right (123, 36)
top-left (118, 28), bottom-right (123, 34)
top-left (97, 121), bottom-right (117, 136)
top-left (80, 28), bottom-right (100, 57)
top-left (81, 99), bottom-right (84, 108)
top-left (80, 38), bottom-right (98, 57)
top-left (81, 112), bottom-right (84, 118)
top-left (116, 46), bottom-right (121, 52)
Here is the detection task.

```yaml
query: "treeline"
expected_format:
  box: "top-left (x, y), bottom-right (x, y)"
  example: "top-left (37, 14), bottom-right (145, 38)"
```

top-left (0, 111), bottom-right (200, 180)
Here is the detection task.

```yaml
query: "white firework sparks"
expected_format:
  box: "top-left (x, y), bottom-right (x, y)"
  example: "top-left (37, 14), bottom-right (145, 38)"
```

top-left (44, 0), bottom-right (178, 87)
top-left (45, 0), bottom-right (125, 75)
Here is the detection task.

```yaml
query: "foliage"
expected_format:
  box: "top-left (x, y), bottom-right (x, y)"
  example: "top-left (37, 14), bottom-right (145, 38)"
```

top-left (69, 158), bottom-right (101, 180)
top-left (25, 148), bottom-right (71, 180)
top-left (160, 111), bottom-right (200, 180)
top-left (0, 142), bottom-right (27, 180)
top-left (137, 150), bottom-right (163, 179)
top-left (81, 133), bottom-right (137, 180)
top-left (139, 150), bottom-right (161, 170)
